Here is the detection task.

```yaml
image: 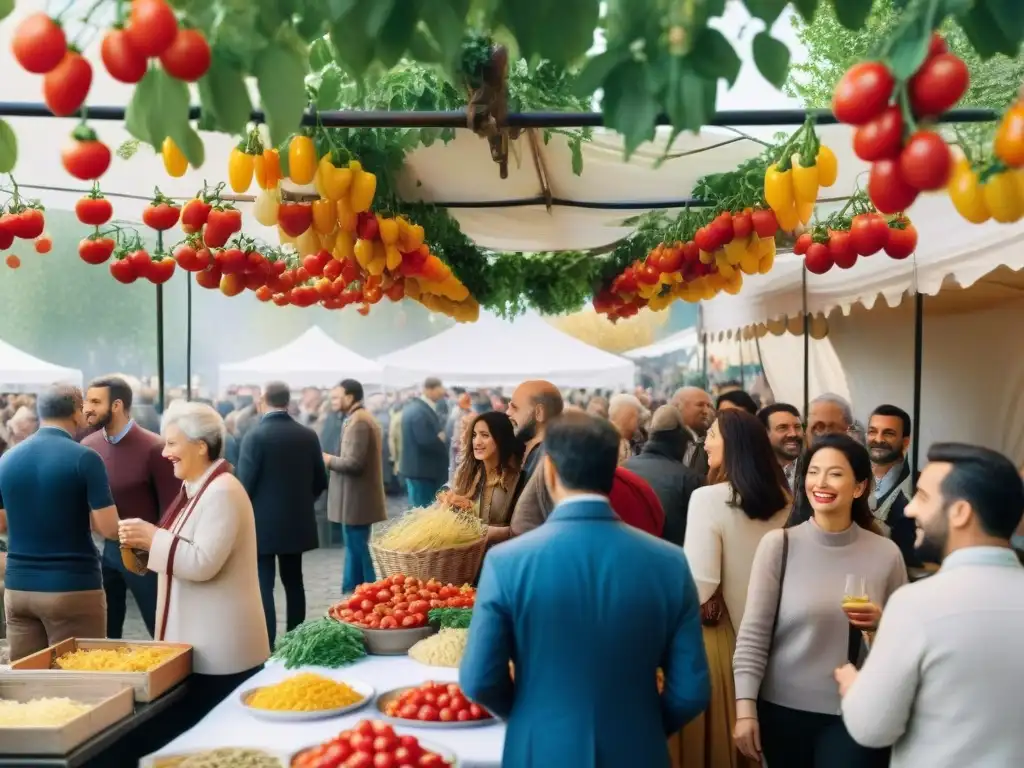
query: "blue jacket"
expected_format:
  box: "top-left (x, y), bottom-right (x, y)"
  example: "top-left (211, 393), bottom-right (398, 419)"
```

top-left (399, 398), bottom-right (447, 483)
top-left (460, 496), bottom-right (710, 768)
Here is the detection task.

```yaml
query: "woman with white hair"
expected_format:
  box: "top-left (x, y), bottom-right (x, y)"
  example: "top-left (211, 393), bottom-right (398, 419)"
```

top-left (118, 400), bottom-right (269, 734)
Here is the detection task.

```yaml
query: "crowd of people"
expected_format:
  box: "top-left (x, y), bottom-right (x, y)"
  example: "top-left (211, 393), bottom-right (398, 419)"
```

top-left (0, 374), bottom-right (1022, 766)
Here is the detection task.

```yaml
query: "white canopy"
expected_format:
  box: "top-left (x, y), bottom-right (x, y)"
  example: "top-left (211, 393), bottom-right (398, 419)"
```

top-left (378, 312), bottom-right (636, 389)
top-left (0, 339), bottom-right (83, 389)
top-left (624, 328), bottom-right (700, 360)
top-left (218, 326), bottom-right (384, 390)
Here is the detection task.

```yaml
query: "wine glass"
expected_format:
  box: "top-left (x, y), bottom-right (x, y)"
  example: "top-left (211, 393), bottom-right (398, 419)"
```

top-left (842, 574), bottom-right (868, 610)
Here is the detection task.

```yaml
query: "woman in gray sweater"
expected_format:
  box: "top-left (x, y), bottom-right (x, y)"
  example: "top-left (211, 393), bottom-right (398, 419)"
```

top-left (733, 434), bottom-right (907, 767)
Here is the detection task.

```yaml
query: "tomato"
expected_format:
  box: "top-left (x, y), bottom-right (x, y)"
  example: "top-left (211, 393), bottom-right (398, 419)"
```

top-left (908, 53), bottom-right (969, 118)
top-left (126, 0), bottom-right (179, 57)
top-left (926, 32), bottom-right (948, 59)
top-left (868, 159), bottom-right (918, 214)
top-left (220, 272), bottom-right (245, 297)
top-left (44, 51), bottom-right (93, 117)
top-left (12, 209), bottom-right (45, 240)
top-left (995, 103), bottom-right (1024, 168)
top-left (173, 243), bottom-right (198, 270)
top-left (419, 752), bottom-right (445, 765)
top-left (793, 233), bottom-right (812, 256)
top-left (896, 131), bottom-right (950, 193)
top-left (75, 196), bottom-right (113, 226)
top-left (101, 28), bottom-right (146, 83)
top-left (34, 235), bottom-right (52, 254)
top-left (279, 203), bottom-right (313, 237)
top-left (79, 236), bottom-right (115, 265)
top-left (180, 198), bottom-right (211, 233)
top-left (852, 105), bottom-right (903, 162)
top-left (981, 171), bottom-right (1024, 223)
top-left (357, 212), bottom-right (380, 241)
top-left (849, 213), bottom-right (889, 256)
top-left (750, 208), bottom-right (778, 238)
top-left (828, 231), bottom-right (857, 269)
top-left (13, 13), bottom-right (68, 74)
top-left (347, 752), bottom-right (373, 768)
top-left (159, 28), bottom-right (211, 82)
top-left (832, 61), bottom-right (894, 125)
top-left (147, 256), bottom-right (176, 284)
top-left (110, 258), bottom-right (138, 284)
top-left (142, 202), bottom-right (181, 231)
top-left (4, 254), bottom-right (20, 269)
top-left (289, 135), bottom-right (318, 185)
top-left (62, 129), bottom-right (111, 181)
top-left (802, 242), bottom-right (831, 275)
top-left (195, 266), bottom-right (221, 289)
top-left (884, 224), bottom-right (918, 260)
top-left (373, 754), bottom-right (395, 768)
top-left (947, 159), bottom-right (990, 224)
top-left (205, 208), bottom-right (242, 247)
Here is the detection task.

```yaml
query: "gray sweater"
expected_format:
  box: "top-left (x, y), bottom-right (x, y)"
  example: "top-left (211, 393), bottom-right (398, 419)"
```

top-left (733, 520), bottom-right (907, 714)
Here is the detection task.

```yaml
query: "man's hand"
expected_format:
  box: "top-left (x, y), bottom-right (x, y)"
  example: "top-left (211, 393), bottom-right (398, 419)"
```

top-left (322, 452), bottom-right (333, 466)
top-left (834, 663), bottom-right (858, 697)
top-left (438, 431), bottom-right (446, 442)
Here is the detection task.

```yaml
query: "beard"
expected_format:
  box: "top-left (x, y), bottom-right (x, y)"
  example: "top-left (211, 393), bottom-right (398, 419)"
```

top-left (869, 442), bottom-right (902, 464)
top-left (775, 439), bottom-right (802, 461)
top-left (90, 408), bottom-right (113, 430)
top-left (914, 512), bottom-right (950, 565)
top-left (515, 418), bottom-right (537, 444)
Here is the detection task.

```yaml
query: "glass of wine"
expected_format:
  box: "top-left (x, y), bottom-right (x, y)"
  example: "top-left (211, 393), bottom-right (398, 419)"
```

top-left (842, 574), bottom-right (869, 611)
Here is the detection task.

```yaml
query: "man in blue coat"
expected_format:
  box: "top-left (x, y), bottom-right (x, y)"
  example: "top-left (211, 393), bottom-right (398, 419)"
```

top-left (399, 377), bottom-right (448, 507)
top-left (460, 412), bottom-right (710, 767)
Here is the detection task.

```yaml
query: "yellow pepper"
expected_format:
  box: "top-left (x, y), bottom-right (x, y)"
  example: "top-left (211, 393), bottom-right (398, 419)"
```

top-left (259, 149), bottom-right (281, 189)
top-left (227, 147), bottom-right (254, 193)
top-left (377, 216), bottom-right (399, 246)
top-left (336, 198), bottom-right (358, 232)
top-left (349, 162), bottom-right (377, 213)
top-left (321, 229), bottom-right (338, 252)
top-left (775, 203), bottom-right (800, 232)
top-left (791, 155), bottom-right (820, 208)
top-left (763, 164), bottom-right (795, 215)
top-left (162, 137), bottom-right (187, 178)
top-left (384, 245), bottom-right (401, 272)
top-left (312, 198), bottom-right (337, 235)
top-left (367, 255), bottom-right (386, 277)
top-left (981, 170), bottom-right (1023, 223)
top-left (723, 238), bottom-right (747, 265)
top-left (947, 159), bottom-right (990, 224)
top-left (288, 135), bottom-right (317, 185)
top-left (333, 230), bottom-right (355, 261)
top-left (317, 156), bottom-right (353, 200)
top-left (354, 238), bottom-right (375, 269)
top-left (796, 201), bottom-right (815, 225)
top-left (399, 218), bottom-right (425, 250)
top-left (816, 145), bottom-right (838, 187)
top-left (295, 227), bottom-right (320, 256)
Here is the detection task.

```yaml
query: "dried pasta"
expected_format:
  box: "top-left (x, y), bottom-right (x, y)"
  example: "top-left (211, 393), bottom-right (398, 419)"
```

top-left (245, 673), bottom-right (363, 712)
top-left (55, 646), bottom-right (179, 672)
top-left (0, 697), bottom-right (91, 726)
top-left (155, 748), bottom-right (283, 768)
top-left (408, 628), bottom-right (469, 668)
top-left (376, 506), bottom-right (486, 552)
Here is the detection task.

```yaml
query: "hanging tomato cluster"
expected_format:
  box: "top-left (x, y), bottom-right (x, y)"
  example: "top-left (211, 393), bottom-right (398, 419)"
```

top-left (833, 34), bottom-right (968, 214)
top-left (795, 210), bottom-right (917, 275)
top-left (0, 193), bottom-right (50, 270)
top-left (762, 122), bottom-right (838, 232)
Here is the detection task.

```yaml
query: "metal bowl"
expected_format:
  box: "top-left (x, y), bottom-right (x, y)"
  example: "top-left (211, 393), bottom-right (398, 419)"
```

top-left (374, 686), bottom-right (497, 729)
top-left (340, 621), bottom-right (437, 656)
top-left (239, 679), bottom-right (375, 722)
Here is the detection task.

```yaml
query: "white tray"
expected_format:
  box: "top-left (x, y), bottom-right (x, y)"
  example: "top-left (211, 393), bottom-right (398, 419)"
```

top-left (239, 679), bottom-right (374, 722)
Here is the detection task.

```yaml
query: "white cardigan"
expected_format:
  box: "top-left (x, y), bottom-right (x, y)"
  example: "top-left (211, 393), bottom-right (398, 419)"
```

top-left (148, 470), bottom-right (270, 675)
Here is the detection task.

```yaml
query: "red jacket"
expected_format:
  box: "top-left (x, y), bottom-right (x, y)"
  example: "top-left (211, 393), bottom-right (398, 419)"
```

top-left (608, 467), bottom-right (665, 538)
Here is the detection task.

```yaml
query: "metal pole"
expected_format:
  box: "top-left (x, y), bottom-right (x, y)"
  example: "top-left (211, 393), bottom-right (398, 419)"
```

top-left (739, 337), bottom-right (745, 389)
top-left (156, 283), bottom-right (165, 412)
top-left (0, 103), bottom-right (999, 129)
top-left (910, 292), bottom-right (924, 484)
top-left (802, 266), bottom-right (810, 419)
top-left (185, 273), bottom-right (193, 402)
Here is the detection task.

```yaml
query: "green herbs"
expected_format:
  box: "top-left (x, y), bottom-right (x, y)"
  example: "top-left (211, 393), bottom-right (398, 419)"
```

top-left (428, 607), bottom-right (474, 630)
top-left (272, 618), bottom-right (367, 669)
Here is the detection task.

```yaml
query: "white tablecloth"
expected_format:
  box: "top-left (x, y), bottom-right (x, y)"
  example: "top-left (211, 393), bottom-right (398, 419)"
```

top-left (148, 656), bottom-right (505, 767)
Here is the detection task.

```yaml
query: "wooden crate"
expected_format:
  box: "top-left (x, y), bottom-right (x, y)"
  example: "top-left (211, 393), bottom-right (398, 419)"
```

top-left (0, 677), bottom-right (133, 755)
top-left (8, 638), bottom-right (192, 702)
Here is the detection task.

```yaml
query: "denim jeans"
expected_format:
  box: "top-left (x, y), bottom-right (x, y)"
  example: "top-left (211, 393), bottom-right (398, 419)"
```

top-left (342, 524), bottom-right (376, 593)
top-left (406, 478), bottom-right (441, 509)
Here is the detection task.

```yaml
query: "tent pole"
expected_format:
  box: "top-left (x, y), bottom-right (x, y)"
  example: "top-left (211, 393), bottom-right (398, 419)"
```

top-left (911, 292), bottom-right (924, 485)
top-left (185, 273), bottom-right (193, 402)
top-left (802, 266), bottom-right (810, 420)
top-left (739, 337), bottom-right (745, 389)
top-left (156, 283), bottom-right (165, 413)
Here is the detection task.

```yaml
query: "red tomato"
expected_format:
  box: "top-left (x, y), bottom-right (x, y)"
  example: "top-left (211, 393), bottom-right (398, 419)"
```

top-left (733, 211), bottom-right (753, 239)
top-left (793, 233), bottom-right (812, 256)
top-left (373, 755), bottom-right (395, 768)
top-left (827, 231), bottom-right (857, 270)
top-left (373, 734), bottom-right (398, 752)
top-left (347, 752), bottom-right (374, 768)
top-left (142, 202), bottom-right (181, 231)
top-left (32, 234), bottom-right (51, 255)
top-left (832, 61), bottom-right (894, 125)
top-left (78, 236), bottom-right (115, 265)
top-left (868, 159), bottom-right (919, 214)
top-left (448, 696), bottom-right (467, 713)
top-left (637, 262), bottom-right (660, 285)
top-left (11, 209), bottom-right (44, 240)
top-left (926, 32), bottom-right (948, 59)
top-left (147, 256), bottom-right (176, 284)
top-left (468, 703), bottom-right (485, 719)
top-left (12, 13), bottom-right (67, 74)
top-left (411, 612), bottom-right (426, 626)
top-left (417, 705), bottom-right (438, 721)
top-left (455, 709), bottom-right (473, 722)
top-left (392, 747), bottom-right (415, 765)
top-left (110, 258), bottom-right (138, 284)
top-left (62, 133), bottom-right (111, 181)
top-left (852, 105), bottom-right (904, 162)
top-left (898, 131), bottom-right (952, 191)
top-left (75, 196), bottom-right (113, 226)
top-left (278, 203), bottom-right (313, 237)
top-left (908, 53), bottom-right (969, 118)
top-left (101, 28), bottom-right (147, 83)
top-left (44, 51), bottom-right (93, 117)
top-left (693, 226), bottom-right (717, 253)
top-left (438, 707), bottom-right (454, 722)
top-left (181, 198), bottom-right (211, 233)
top-left (375, 589), bottom-right (393, 603)
top-left (5, 254), bottom-right (20, 270)
top-left (408, 600), bottom-right (429, 615)
top-left (750, 209), bottom-right (778, 238)
top-left (159, 28), bottom-right (211, 82)
top-left (849, 213), bottom-right (889, 256)
top-left (804, 242), bottom-right (833, 275)
top-left (126, 0), bottom-right (179, 57)
top-left (884, 224), bottom-right (918, 260)
top-left (195, 266), bottom-right (221, 289)
top-left (658, 245), bottom-right (684, 273)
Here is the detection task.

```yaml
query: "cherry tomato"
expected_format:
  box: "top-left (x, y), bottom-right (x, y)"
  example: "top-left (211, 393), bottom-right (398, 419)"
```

top-left (884, 224), bottom-right (918, 260)
top-left (62, 133), bottom-right (111, 181)
top-left (750, 209), bottom-right (778, 238)
top-left (417, 705), bottom-right (438, 722)
top-left (142, 202), bottom-right (181, 231)
top-left (159, 28), bottom-right (211, 82)
top-left (5, 254), bottom-right (20, 270)
top-left (793, 233), bottom-right (812, 256)
top-left (852, 105), bottom-right (903, 162)
top-left (44, 51), bottom-right (93, 117)
top-left (101, 28), bottom-right (147, 83)
top-left (868, 159), bottom-right (919, 214)
top-left (75, 196), bottom-right (113, 226)
top-left (827, 231), bottom-right (857, 269)
top-left (78, 236), bottom-right (115, 265)
top-left (908, 52), bottom-right (969, 118)
top-left (804, 242), bottom-right (833, 275)
top-left (832, 61), bottom-right (895, 125)
top-left (849, 213), bottom-right (889, 256)
top-left (126, 0), bottom-right (179, 58)
top-left (926, 32), bottom-right (948, 59)
top-left (12, 13), bottom-right (67, 74)
top-left (898, 131), bottom-right (952, 191)
top-left (34, 235), bottom-right (53, 254)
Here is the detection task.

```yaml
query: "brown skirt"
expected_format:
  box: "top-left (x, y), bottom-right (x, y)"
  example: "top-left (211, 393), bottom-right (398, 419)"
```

top-left (669, 609), bottom-right (757, 768)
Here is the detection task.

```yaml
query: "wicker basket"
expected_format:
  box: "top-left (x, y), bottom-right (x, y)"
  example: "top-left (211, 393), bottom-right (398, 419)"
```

top-left (369, 517), bottom-right (486, 585)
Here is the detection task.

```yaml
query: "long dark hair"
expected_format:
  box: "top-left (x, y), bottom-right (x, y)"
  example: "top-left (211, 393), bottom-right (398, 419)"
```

top-left (712, 409), bottom-right (790, 521)
top-left (452, 411), bottom-right (523, 496)
top-left (787, 433), bottom-right (879, 533)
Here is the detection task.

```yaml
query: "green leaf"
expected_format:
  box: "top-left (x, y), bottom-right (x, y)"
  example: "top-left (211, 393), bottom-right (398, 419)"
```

top-left (182, 126), bottom-right (206, 170)
top-left (832, 0), bottom-right (874, 30)
top-left (602, 61), bottom-right (659, 159)
top-left (0, 119), bottom-right (16, 173)
top-left (254, 45), bottom-right (310, 146)
top-left (500, 0), bottom-right (599, 67)
top-left (985, 0), bottom-right (1024, 46)
top-left (792, 0), bottom-right (820, 21)
top-left (667, 58), bottom-right (714, 137)
top-left (690, 28), bottom-right (742, 87)
top-left (419, 0), bottom-right (466, 73)
top-left (197, 57), bottom-right (253, 137)
top-left (752, 31), bottom-right (791, 88)
top-left (375, 1), bottom-right (420, 68)
top-left (956, 3), bottom-right (1019, 58)
top-left (744, 0), bottom-right (788, 26)
top-left (886, 2), bottom-right (937, 79)
top-left (407, 29), bottom-right (444, 64)
top-left (296, 3), bottom-right (327, 42)
top-left (0, 0), bottom-right (13, 22)
top-left (365, 0), bottom-right (396, 36)
top-left (570, 141), bottom-right (584, 176)
top-left (317, 64), bottom-right (344, 110)
top-left (309, 38), bottom-right (333, 71)
top-left (124, 69), bottom-right (191, 153)
top-left (329, 3), bottom-right (378, 77)
top-left (325, 0), bottom-right (357, 21)
top-left (573, 49), bottom-right (629, 98)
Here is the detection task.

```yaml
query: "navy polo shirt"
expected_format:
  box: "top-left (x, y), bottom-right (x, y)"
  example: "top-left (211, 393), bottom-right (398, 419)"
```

top-left (0, 426), bottom-right (114, 592)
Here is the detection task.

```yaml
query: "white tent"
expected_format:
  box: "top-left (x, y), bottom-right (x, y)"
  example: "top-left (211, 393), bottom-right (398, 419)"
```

top-left (624, 328), bottom-right (699, 360)
top-left (218, 327), bottom-right (384, 391)
top-left (0, 339), bottom-right (82, 389)
top-left (378, 312), bottom-right (636, 389)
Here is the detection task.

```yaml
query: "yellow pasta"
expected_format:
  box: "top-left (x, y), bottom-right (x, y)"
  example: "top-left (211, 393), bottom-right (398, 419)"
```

top-left (55, 646), bottom-right (178, 672)
top-left (0, 697), bottom-right (92, 726)
top-left (245, 673), bottom-right (363, 712)
top-left (408, 628), bottom-right (469, 668)
top-left (376, 506), bottom-right (486, 552)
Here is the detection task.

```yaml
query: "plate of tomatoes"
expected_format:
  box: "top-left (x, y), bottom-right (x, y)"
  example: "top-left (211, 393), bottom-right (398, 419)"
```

top-left (376, 682), bottom-right (495, 729)
top-left (291, 719), bottom-right (455, 767)
top-left (328, 575), bottom-right (476, 631)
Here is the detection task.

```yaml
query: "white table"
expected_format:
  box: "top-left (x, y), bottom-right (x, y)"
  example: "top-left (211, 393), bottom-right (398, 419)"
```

top-left (147, 656), bottom-right (505, 767)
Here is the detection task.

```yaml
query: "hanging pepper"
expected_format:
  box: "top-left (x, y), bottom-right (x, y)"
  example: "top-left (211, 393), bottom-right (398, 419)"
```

top-left (336, 198), bottom-right (358, 232)
top-left (334, 230), bottom-right (356, 261)
top-left (354, 237), bottom-right (375, 269)
top-left (288, 135), bottom-right (317, 185)
top-left (385, 244), bottom-right (402, 272)
top-left (253, 188), bottom-right (280, 227)
top-left (995, 102), bottom-right (1024, 168)
top-left (227, 146), bottom-right (255, 193)
top-left (316, 155), bottom-right (353, 200)
top-left (816, 145), bottom-right (838, 187)
top-left (763, 163), bottom-right (795, 215)
top-left (162, 137), bottom-right (187, 178)
top-left (791, 155), bottom-right (820, 209)
top-left (312, 198), bottom-right (337, 235)
top-left (377, 216), bottom-right (399, 246)
top-left (256, 148), bottom-right (282, 189)
top-left (349, 160), bottom-right (377, 213)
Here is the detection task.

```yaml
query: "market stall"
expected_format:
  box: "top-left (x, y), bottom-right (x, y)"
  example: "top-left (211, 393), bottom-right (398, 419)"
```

top-left (0, 337), bottom-right (82, 390)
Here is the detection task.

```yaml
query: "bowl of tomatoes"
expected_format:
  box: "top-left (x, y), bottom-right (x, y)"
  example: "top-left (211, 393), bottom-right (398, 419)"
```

top-left (291, 719), bottom-right (455, 767)
top-left (327, 575), bottom-right (476, 656)
top-left (376, 682), bottom-right (495, 729)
